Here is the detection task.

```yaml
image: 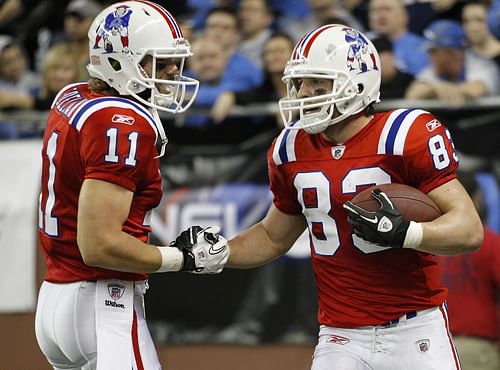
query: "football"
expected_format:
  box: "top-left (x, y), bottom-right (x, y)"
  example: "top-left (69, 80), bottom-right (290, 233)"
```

top-left (350, 183), bottom-right (442, 222)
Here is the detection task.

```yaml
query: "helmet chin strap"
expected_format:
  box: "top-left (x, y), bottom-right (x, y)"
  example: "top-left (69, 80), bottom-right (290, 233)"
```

top-left (302, 112), bottom-right (331, 134)
top-left (299, 103), bottom-right (335, 134)
top-left (151, 109), bottom-right (168, 159)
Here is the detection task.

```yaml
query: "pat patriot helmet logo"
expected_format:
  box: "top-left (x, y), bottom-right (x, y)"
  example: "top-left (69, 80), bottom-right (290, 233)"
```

top-left (108, 283), bottom-right (126, 300)
top-left (343, 27), bottom-right (378, 73)
top-left (93, 4), bottom-right (133, 53)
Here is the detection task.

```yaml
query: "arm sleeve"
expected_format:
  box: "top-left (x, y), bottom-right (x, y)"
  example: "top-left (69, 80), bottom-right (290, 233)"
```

top-left (267, 143), bottom-right (302, 215)
top-left (79, 107), bottom-right (157, 192)
top-left (402, 112), bottom-right (458, 194)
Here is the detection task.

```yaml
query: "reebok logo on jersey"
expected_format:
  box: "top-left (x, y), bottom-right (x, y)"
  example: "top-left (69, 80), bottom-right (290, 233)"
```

top-left (112, 114), bottom-right (135, 125)
top-left (426, 119), bottom-right (441, 132)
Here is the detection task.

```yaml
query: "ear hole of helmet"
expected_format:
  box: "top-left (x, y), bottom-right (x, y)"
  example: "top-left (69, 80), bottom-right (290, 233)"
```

top-left (108, 58), bottom-right (122, 72)
top-left (357, 83), bottom-right (364, 94)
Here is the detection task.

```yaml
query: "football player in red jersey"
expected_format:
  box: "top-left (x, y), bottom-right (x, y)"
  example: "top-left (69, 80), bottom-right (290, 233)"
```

top-left (179, 24), bottom-right (483, 369)
top-left (35, 2), bottom-right (228, 370)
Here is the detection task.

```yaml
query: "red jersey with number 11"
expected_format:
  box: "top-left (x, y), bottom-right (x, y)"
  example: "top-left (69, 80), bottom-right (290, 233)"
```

top-left (268, 109), bottom-right (458, 328)
top-left (39, 83), bottom-right (163, 283)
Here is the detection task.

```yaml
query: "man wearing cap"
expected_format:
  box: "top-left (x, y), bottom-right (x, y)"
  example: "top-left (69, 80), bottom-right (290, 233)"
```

top-left (62, 0), bottom-right (102, 81)
top-left (406, 19), bottom-right (499, 105)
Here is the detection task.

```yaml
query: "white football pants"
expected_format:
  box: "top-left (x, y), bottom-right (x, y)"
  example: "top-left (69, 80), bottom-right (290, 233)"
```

top-left (311, 305), bottom-right (461, 370)
top-left (35, 280), bottom-right (161, 370)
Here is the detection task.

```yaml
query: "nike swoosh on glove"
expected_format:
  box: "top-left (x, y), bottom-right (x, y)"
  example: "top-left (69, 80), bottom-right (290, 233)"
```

top-left (343, 188), bottom-right (410, 247)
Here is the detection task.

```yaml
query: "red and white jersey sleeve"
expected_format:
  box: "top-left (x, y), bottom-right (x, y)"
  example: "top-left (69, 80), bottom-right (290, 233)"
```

top-left (376, 109), bottom-right (458, 192)
top-left (267, 109), bottom-right (458, 328)
top-left (39, 83), bottom-right (163, 283)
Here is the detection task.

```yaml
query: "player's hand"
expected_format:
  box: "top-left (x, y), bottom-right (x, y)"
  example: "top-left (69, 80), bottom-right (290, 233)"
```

top-left (173, 225), bottom-right (229, 273)
top-left (343, 189), bottom-right (410, 247)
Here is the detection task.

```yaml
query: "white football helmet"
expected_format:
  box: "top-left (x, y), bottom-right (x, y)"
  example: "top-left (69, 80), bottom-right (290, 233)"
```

top-left (87, 0), bottom-right (199, 114)
top-left (279, 25), bottom-right (381, 134)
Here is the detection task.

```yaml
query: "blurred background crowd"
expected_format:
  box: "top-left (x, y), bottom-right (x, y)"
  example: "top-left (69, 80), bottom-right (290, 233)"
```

top-left (2, 0), bottom-right (500, 138)
top-left (0, 1), bottom-right (499, 369)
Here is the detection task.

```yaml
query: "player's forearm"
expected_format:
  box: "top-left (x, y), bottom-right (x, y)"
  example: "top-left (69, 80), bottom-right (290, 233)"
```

top-left (226, 222), bottom-right (287, 268)
top-left (415, 210), bottom-right (483, 255)
top-left (78, 229), bottom-right (170, 272)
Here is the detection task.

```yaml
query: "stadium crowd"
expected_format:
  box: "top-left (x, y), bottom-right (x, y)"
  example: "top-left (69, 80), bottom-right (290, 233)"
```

top-left (2, 0), bottom-right (500, 137)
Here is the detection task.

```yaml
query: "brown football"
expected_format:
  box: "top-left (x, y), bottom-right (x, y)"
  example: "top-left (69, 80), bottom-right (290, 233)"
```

top-left (350, 183), bottom-right (442, 222)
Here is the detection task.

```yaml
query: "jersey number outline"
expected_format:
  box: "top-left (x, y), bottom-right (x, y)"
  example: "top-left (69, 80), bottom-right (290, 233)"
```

top-left (294, 133), bottom-right (453, 255)
top-left (39, 131), bottom-right (59, 236)
top-left (39, 128), bottom-right (139, 236)
top-left (105, 127), bottom-right (138, 166)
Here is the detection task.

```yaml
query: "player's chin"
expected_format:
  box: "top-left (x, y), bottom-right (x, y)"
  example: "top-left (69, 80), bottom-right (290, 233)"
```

top-left (304, 108), bottom-right (320, 115)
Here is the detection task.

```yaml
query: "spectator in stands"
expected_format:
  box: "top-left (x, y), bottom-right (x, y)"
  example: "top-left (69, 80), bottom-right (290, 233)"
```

top-left (32, 1), bottom-right (101, 77)
top-left (58, 0), bottom-right (101, 80)
top-left (0, 36), bottom-right (38, 96)
top-left (203, 7), bottom-right (262, 94)
top-left (0, 35), bottom-right (39, 138)
top-left (431, 0), bottom-right (466, 23)
top-left (186, 36), bottom-right (257, 126)
top-left (0, 42), bottom-right (80, 112)
top-left (437, 170), bottom-right (500, 370)
top-left (0, 0), bottom-right (39, 34)
top-left (368, 0), bottom-right (429, 76)
top-left (370, 33), bottom-right (414, 100)
top-left (237, 0), bottom-right (274, 69)
top-left (462, 2), bottom-right (500, 69)
top-left (405, 20), bottom-right (499, 105)
top-left (279, 0), bottom-right (364, 42)
top-left (211, 32), bottom-right (293, 126)
top-left (0, 0), bottom-right (23, 30)
top-left (488, 0), bottom-right (500, 67)
top-left (488, 0), bottom-right (500, 40)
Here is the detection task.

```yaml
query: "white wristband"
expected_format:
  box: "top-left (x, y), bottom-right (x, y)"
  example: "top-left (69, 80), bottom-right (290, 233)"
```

top-left (155, 246), bottom-right (184, 272)
top-left (403, 221), bottom-right (424, 249)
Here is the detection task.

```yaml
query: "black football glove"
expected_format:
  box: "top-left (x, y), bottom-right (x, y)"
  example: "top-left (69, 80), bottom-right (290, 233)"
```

top-left (343, 188), bottom-right (410, 247)
top-left (172, 225), bottom-right (229, 273)
top-left (172, 225), bottom-right (204, 271)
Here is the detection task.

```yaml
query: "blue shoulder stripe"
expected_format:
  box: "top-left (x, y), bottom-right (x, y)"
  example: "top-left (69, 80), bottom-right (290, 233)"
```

top-left (71, 97), bottom-right (154, 127)
top-left (385, 109), bottom-right (412, 155)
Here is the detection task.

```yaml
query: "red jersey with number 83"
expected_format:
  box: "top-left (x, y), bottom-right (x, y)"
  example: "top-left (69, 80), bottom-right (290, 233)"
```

top-left (268, 109), bottom-right (458, 327)
top-left (38, 83), bottom-right (163, 283)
